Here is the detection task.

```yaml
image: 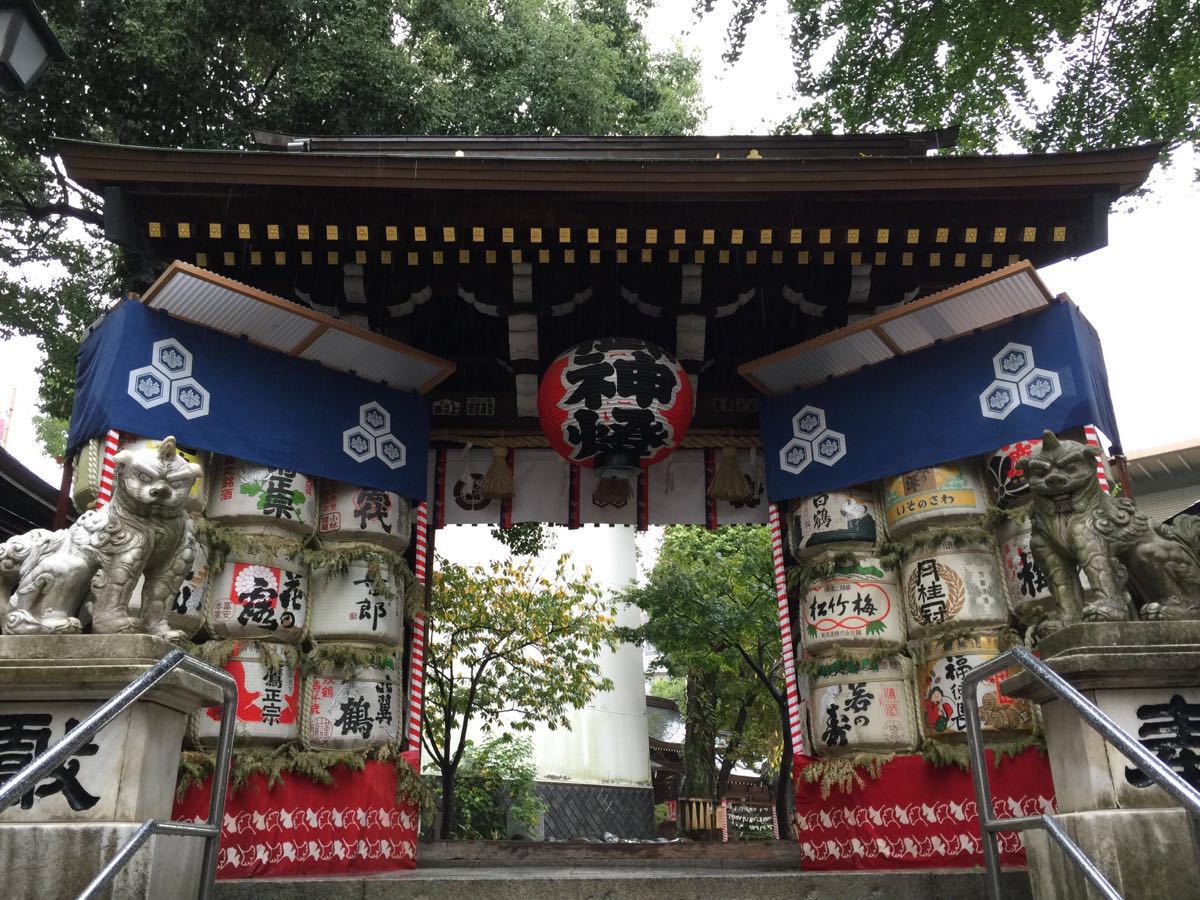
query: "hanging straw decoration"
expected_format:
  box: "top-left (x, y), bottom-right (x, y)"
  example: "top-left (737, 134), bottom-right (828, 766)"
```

top-left (707, 446), bottom-right (752, 503)
top-left (479, 445), bottom-right (514, 500)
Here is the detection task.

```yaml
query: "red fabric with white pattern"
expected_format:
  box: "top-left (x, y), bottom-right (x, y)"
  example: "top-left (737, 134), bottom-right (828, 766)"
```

top-left (794, 749), bottom-right (1054, 870)
top-left (172, 754), bottom-right (419, 878)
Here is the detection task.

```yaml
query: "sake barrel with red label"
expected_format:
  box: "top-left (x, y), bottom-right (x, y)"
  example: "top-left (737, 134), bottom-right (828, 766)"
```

top-left (317, 481), bottom-right (413, 554)
top-left (984, 439), bottom-right (1042, 508)
top-left (166, 537), bottom-right (210, 638)
top-left (787, 488), bottom-right (880, 561)
top-left (303, 662), bottom-right (401, 750)
top-left (919, 632), bottom-right (1035, 742)
top-left (997, 517), bottom-right (1055, 624)
top-left (880, 461), bottom-right (989, 539)
top-left (193, 644), bottom-right (301, 746)
top-left (207, 456), bottom-right (317, 536)
top-left (809, 655), bottom-right (919, 755)
top-left (207, 553), bottom-right (308, 644)
top-left (309, 560), bottom-right (405, 646)
top-left (900, 538), bottom-right (1007, 638)
top-left (801, 556), bottom-right (906, 652)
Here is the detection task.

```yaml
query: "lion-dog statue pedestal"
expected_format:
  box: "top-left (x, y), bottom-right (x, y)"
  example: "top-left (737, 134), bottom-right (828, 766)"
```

top-left (1002, 434), bottom-right (1200, 900)
top-left (0, 440), bottom-right (220, 900)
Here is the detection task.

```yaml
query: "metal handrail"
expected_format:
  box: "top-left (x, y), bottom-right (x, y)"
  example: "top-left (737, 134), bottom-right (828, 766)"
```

top-left (0, 648), bottom-right (237, 900)
top-left (964, 644), bottom-right (1200, 900)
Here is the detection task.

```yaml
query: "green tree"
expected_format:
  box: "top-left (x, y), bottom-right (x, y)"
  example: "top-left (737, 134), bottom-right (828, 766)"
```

top-left (620, 525), bottom-right (793, 835)
top-left (0, 0), bottom-right (702, 453)
top-left (448, 735), bottom-right (547, 840)
top-left (711, 0), bottom-right (1198, 157)
top-left (422, 554), bottom-right (616, 839)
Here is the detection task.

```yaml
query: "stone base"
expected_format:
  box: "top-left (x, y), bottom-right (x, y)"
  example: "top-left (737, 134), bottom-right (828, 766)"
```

top-left (534, 782), bottom-right (656, 841)
top-left (1024, 808), bottom-right (1200, 900)
top-left (1003, 622), bottom-right (1200, 812)
top-left (1003, 622), bottom-right (1200, 896)
top-left (0, 635), bottom-right (222, 895)
top-left (0, 821), bottom-right (205, 900)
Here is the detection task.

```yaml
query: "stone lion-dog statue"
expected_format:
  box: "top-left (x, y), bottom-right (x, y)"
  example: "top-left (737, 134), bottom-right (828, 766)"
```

top-left (0, 436), bottom-right (200, 641)
top-left (1019, 430), bottom-right (1200, 629)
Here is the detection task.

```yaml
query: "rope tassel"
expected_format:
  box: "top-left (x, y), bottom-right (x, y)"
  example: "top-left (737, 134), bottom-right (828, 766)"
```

top-left (707, 446), bottom-right (752, 503)
top-left (592, 474), bottom-right (631, 508)
top-left (480, 445), bottom-right (514, 500)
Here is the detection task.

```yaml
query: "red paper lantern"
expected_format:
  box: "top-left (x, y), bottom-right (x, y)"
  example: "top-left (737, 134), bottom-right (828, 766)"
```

top-left (538, 337), bottom-right (693, 477)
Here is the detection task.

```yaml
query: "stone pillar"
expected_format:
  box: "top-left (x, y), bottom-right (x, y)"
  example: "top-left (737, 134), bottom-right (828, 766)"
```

top-left (0, 635), bottom-right (223, 900)
top-left (1003, 622), bottom-right (1200, 900)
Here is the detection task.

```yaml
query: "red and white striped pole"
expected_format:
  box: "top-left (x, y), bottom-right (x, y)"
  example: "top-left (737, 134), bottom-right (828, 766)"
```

top-left (95, 429), bottom-right (121, 508)
top-left (767, 503), bottom-right (805, 758)
top-left (405, 501), bottom-right (429, 752)
top-left (1083, 425), bottom-right (1110, 494)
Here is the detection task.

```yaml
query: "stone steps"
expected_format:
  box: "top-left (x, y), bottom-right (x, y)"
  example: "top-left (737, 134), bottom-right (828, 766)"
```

top-left (213, 866), bottom-right (1033, 900)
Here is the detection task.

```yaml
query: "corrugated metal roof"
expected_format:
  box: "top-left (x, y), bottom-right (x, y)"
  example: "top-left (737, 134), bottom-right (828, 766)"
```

top-left (139, 261), bottom-right (454, 393)
top-left (739, 261), bottom-right (1055, 395)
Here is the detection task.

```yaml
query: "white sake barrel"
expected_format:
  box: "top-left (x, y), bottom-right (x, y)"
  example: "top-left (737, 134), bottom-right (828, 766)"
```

top-left (996, 517), bottom-right (1054, 622)
top-left (919, 632), bottom-right (1035, 741)
top-left (983, 439), bottom-right (1042, 509)
top-left (900, 537), bottom-right (1007, 638)
top-left (787, 488), bottom-right (880, 561)
top-left (193, 644), bottom-right (300, 746)
top-left (317, 481), bottom-right (413, 553)
top-left (303, 662), bottom-right (401, 750)
top-left (207, 456), bottom-right (317, 536)
top-left (880, 461), bottom-right (988, 539)
top-left (810, 654), bottom-right (919, 754)
top-left (309, 560), bottom-right (405, 646)
top-left (207, 551), bottom-right (308, 644)
top-left (801, 555), bottom-right (906, 652)
top-left (72, 434), bottom-right (208, 513)
top-left (166, 537), bottom-right (210, 638)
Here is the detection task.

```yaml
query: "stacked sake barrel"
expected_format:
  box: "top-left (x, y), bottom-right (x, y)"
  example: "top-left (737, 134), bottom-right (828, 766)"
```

top-left (881, 459), bottom-right (1035, 743)
top-left (789, 489), bottom-right (920, 756)
top-left (190, 456), bottom-right (318, 747)
top-left (985, 439), bottom-right (1058, 633)
top-left (300, 481), bottom-right (414, 751)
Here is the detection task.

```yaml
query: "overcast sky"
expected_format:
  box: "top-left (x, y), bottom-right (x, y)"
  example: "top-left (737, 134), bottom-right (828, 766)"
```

top-left (2, 0), bottom-right (1197, 490)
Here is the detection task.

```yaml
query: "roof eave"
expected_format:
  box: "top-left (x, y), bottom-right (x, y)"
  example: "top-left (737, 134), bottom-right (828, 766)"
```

top-left (56, 139), bottom-right (1161, 198)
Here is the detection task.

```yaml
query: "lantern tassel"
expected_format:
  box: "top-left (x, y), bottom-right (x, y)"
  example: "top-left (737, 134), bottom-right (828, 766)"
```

top-left (708, 446), bottom-right (752, 503)
top-left (480, 445), bottom-right (514, 500)
top-left (593, 475), bottom-right (631, 508)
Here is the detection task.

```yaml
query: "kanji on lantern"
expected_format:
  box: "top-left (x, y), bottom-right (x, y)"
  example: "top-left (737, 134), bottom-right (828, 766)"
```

top-left (537, 337), bottom-right (693, 473)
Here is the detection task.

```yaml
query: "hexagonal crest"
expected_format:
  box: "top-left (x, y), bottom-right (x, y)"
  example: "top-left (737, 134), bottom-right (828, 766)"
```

top-left (779, 437), bottom-right (813, 475)
top-left (150, 338), bottom-right (193, 379)
top-left (979, 380), bottom-right (1021, 420)
top-left (813, 429), bottom-right (847, 466)
top-left (359, 401), bottom-right (391, 437)
top-left (127, 365), bottom-right (169, 409)
top-left (993, 342), bottom-right (1035, 382)
top-left (1019, 368), bottom-right (1062, 409)
top-left (376, 435), bottom-right (407, 470)
top-left (170, 377), bottom-right (211, 420)
top-left (343, 426), bottom-right (376, 462)
top-left (791, 405), bottom-right (827, 438)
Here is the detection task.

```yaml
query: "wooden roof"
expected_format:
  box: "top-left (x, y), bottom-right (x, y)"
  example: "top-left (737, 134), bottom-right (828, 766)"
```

top-left (251, 127), bottom-right (961, 158)
top-left (59, 138), bottom-right (1159, 197)
top-left (53, 133), bottom-right (1160, 437)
